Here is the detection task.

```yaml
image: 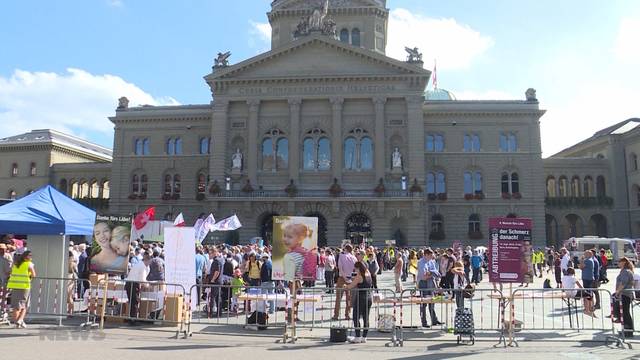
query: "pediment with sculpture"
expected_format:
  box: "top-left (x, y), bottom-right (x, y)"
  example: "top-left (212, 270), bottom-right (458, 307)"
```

top-left (272, 0), bottom-right (385, 11)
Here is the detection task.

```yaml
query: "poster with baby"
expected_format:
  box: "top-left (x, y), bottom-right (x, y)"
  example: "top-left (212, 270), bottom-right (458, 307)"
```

top-left (89, 214), bottom-right (133, 274)
top-left (272, 216), bottom-right (318, 281)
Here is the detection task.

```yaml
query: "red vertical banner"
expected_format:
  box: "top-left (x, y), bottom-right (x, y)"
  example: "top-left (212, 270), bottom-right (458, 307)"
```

top-left (488, 217), bottom-right (533, 283)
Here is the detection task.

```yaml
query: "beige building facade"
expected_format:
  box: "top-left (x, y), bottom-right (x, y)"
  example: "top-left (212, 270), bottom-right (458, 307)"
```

top-left (107, 0), bottom-right (547, 247)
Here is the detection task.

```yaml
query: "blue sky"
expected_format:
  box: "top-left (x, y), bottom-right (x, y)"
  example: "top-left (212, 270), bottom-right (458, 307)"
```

top-left (1, 0), bottom-right (639, 156)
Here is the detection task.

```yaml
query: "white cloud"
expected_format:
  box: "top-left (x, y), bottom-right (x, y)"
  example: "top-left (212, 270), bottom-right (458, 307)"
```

top-left (248, 21), bottom-right (271, 53)
top-left (541, 84), bottom-right (640, 157)
top-left (107, 0), bottom-right (123, 7)
top-left (387, 9), bottom-right (494, 70)
top-left (0, 68), bottom-right (179, 141)
top-left (614, 18), bottom-right (640, 64)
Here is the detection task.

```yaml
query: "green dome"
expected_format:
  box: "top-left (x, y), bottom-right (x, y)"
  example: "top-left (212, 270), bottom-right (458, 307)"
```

top-left (425, 88), bottom-right (456, 101)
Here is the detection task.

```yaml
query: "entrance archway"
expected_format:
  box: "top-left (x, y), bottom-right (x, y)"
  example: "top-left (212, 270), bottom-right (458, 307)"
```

top-left (304, 212), bottom-right (328, 247)
top-left (258, 212), bottom-right (279, 247)
top-left (390, 217), bottom-right (408, 247)
top-left (345, 213), bottom-right (371, 245)
top-left (564, 214), bottom-right (583, 238)
top-left (545, 214), bottom-right (559, 247)
top-left (588, 214), bottom-right (607, 237)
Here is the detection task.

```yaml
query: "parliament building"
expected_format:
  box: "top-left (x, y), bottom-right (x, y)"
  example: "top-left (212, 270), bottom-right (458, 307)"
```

top-left (3, 0), bottom-right (633, 248)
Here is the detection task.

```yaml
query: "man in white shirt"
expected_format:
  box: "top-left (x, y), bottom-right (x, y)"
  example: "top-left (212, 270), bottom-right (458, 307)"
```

top-left (125, 253), bottom-right (151, 324)
top-left (560, 248), bottom-right (570, 275)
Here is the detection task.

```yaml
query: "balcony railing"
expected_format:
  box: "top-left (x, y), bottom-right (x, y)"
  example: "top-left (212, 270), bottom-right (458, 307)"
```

top-left (544, 196), bottom-right (613, 208)
top-left (76, 197), bottom-right (110, 209)
top-left (210, 189), bottom-right (420, 198)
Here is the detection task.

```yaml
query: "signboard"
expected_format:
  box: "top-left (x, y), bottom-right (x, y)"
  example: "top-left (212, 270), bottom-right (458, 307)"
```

top-left (488, 217), bottom-right (533, 283)
top-left (164, 227), bottom-right (197, 310)
top-left (131, 220), bottom-right (173, 243)
top-left (272, 216), bottom-right (318, 281)
top-left (385, 240), bottom-right (396, 246)
top-left (89, 214), bottom-right (132, 274)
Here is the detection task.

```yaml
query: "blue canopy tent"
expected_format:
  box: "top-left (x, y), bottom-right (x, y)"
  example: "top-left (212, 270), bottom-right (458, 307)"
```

top-left (0, 185), bottom-right (95, 235)
top-left (0, 185), bottom-right (95, 319)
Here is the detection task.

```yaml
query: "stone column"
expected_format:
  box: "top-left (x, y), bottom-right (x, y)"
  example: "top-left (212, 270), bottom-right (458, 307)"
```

top-left (330, 97), bottom-right (344, 181)
top-left (373, 97), bottom-right (387, 181)
top-left (288, 98), bottom-right (302, 182)
top-left (209, 100), bottom-right (229, 182)
top-left (406, 96), bottom-right (425, 185)
top-left (247, 99), bottom-right (261, 186)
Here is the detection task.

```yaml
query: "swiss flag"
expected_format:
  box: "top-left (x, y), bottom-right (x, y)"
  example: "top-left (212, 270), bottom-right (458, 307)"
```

top-left (133, 207), bottom-right (155, 230)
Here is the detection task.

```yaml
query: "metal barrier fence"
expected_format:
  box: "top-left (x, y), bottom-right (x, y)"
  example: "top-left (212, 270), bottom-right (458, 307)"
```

top-left (187, 283), bottom-right (290, 340)
top-left (398, 288), bottom-right (506, 346)
top-left (508, 288), bottom-right (626, 348)
top-left (90, 279), bottom-right (188, 337)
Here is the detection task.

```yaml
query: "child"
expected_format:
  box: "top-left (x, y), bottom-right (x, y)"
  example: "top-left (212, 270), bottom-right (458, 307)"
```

top-left (90, 225), bottom-right (129, 273)
top-left (230, 269), bottom-right (245, 313)
top-left (282, 223), bottom-right (317, 282)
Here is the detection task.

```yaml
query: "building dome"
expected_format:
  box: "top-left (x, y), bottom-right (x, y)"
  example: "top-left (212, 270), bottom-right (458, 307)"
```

top-left (425, 88), bottom-right (456, 101)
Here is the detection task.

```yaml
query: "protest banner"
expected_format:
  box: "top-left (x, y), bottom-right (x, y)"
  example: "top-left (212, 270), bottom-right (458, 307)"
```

top-left (488, 217), bottom-right (533, 283)
top-left (164, 226), bottom-right (197, 310)
top-left (272, 216), bottom-right (318, 281)
top-left (89, 214), bottom-right (132, 274)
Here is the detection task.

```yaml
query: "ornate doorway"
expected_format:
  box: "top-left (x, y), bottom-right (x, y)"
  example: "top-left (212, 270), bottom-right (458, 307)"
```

top-left (345, 213), bottom-right (372, 245)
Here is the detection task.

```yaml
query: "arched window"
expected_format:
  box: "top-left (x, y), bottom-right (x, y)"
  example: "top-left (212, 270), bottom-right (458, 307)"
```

top-left (435, 134), bottom-right (444, 152)
top-left (166, 138), bottom-right (175, 155)
top-left (132, 175), bottom-right (140, 194)
top-left (361, 137), bottom-right (373, 169)
top-left (340, 28), bottom-right (349, 43)
top-left (173, 174), bottom-right (181, 194)
top-left (143, 138), bottom-right (150, 155)
top-left (140, 175), bottom-right (147, 196)
top-left (426, 134), bottom-right (444, 152)
top-left (559, 176), bottom-right (569, 197)
top-left (631, 153), bottom-right (638, 171)
top-left (11, 163), bottom-right (17, 177)
top-left (546, 176), bottom-right (557, 197)
top-left (59, 179), bottom-right (68, 195)
top-left (197, 173), bottom-right (207, 194)
top-left (426, 172), bottom-right (435, 194)
top-left (80, 181), bottom-right (89, 198)
top-left (583, 176), bottom-right (594, 197)
top-left (500, 132), bottom-right (517, 152)
top-left (468, 214), bottom-right (481, 233)
top-left (571, 176), bottom-right (581, 197)
top-left (344, 128), bottom-right (373, 170)
top-left (200, 137), bottom-right (210, 155)
top-left (426, 134), bottom-right (434, 152)
top-left (135, 138), bottom-right (143, 155)
top-left (464, 171), bottom-right (483, 194)
top-left (9, 190), bottom-right (16, 200)
top-left (431, 214), bottom-right (443, 233)
top-left (30, 162), bottom-right (36, 176)
top-left (302, 129), bottom-right (331, 171)
top-left (175, 137), bottom-right (183, 155)
top-left (101, 180), bottom-right (110, 199)
top-left (464, 134), bottom-right (481, 152)
top-left (164, 174), bottom-right (172, 194)
top-left (501, 172), bottom-right (519, 194)
top-left (435, 172), bottom-right (446, 194)
top-left (262, 129), bottom-right (287, 171)
top-left (596, 176), bottom-right (606, 197)
top-left (90, 180), bottom-right (99, 198)
top-left (70, 181), bottom-right (79, 198)
top-left (351, 28), bottom-right (361, 46)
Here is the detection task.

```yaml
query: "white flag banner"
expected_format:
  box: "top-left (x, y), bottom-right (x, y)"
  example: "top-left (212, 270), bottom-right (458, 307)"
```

top-left (195, 214), bottom-right (216, 243)
top-left (173, 213), bottom-right (185, 227)
top-left (211, 215), bottom-right (242, 232)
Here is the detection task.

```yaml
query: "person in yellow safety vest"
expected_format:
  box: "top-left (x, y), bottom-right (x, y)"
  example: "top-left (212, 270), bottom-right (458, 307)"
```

top-left (605, 249), bottom-right (613, 262)
top-left (7, 249), bottom-right (36, 328)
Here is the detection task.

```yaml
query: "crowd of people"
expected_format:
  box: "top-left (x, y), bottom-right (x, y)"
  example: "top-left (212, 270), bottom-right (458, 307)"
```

top-left (0, 232), bottom-right (638, 339)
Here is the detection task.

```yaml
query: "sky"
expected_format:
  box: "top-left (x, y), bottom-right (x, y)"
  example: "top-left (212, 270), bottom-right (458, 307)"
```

top-left (0, 0), bottom-right (639, 157)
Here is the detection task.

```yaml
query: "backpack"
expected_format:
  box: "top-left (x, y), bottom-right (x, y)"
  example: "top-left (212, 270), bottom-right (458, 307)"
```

top-left (292, 247), bottom-right (317, 280)
top-left (543, 278), bottom-right (552, 289)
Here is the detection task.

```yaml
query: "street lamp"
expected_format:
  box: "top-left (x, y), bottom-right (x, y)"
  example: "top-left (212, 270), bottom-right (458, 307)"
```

top-left (401, 175), bottom-right (407, 191)
top-left (225, 176), bottom-right (231, 191)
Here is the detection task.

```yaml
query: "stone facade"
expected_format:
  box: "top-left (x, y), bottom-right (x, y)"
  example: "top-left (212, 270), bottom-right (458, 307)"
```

top-left (0, 129), bottom-right (112, 210)
top-left (544, 118), bottom-right (640, 246)
top-left (107, 0), bottom-right (547, 247)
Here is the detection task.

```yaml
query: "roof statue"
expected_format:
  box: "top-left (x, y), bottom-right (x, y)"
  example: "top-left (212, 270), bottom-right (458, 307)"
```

top-left (293, 0), bottom-right (337, 38)
top-left (117, 96), bottom-right (129, 110)
top-left (213, 51), bottom-right (231, 70)
top-left (405, 47), bottom-right (423, 63)
top-left (525, 88), bottom-right (538, 102)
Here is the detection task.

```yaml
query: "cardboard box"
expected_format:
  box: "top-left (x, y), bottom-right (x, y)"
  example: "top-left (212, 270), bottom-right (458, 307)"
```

top-left (121, 299), bottom-right (157, 320)
top-left (164, 295), bottom-right (184, 323)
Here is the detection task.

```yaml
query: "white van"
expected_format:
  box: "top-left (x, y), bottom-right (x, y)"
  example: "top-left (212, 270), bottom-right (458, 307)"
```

top-left (563, 236), bottom-right (637, 264)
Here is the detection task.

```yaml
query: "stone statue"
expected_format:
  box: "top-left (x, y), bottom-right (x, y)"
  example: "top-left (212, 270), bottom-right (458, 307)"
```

top-left (117, 97), bottom-right (129, 110)
top-left (293, 0), bottom-right (336, 38)
top-left (392, 147), bottom-right (403, 168)
top-left (405, 47), bottom-right (423, 63)
top-left (214, 51), bottom-right (231, 69)
top-left (232, 148), bottom-right (243, 170)
top-left (525, 88), bottom-right (537, 102)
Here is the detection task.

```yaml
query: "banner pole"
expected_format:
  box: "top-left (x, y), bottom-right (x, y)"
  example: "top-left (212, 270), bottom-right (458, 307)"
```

top-left (99, 279), bottom-right (108, 329)
top-left (291, 279), bottom-right (297, 342)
